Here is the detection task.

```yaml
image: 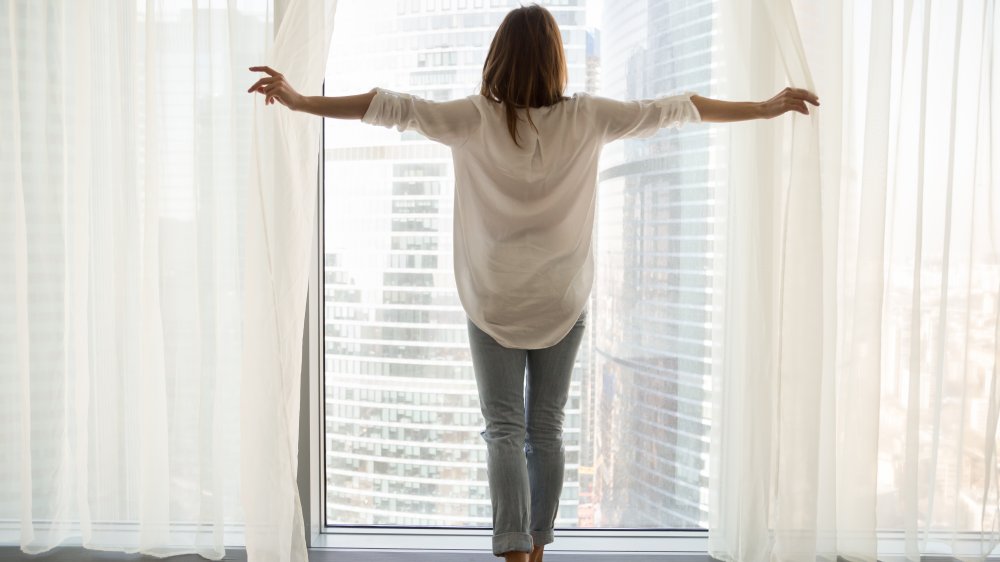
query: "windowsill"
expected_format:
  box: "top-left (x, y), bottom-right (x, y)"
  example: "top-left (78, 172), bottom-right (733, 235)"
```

top-left (2, 526), bottom-right (998, 562)
top-left (307, 550), bottom-right (717, 561)
top-left (2, 545), bottom-right (998, 562)
top-left (0, 546), bottom-right (717, 561)
top-left (311, 526), bottom-right (710, 552)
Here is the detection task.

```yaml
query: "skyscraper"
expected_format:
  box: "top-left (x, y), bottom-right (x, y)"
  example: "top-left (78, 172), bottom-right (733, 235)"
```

top-left (585, 0), bottom-right (716, 527)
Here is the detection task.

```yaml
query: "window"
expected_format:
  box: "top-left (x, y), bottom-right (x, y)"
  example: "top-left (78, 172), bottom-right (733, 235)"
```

top-left (321, 0), bottom-right (717, 533)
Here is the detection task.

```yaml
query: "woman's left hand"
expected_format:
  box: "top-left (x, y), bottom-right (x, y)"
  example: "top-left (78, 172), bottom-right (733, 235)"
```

top-left (247, 66), bottom-right (304, 110)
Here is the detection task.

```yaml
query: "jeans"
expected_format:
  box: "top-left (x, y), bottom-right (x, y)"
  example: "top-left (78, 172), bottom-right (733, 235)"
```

top-left (466, 310), bottom-right (587, 557)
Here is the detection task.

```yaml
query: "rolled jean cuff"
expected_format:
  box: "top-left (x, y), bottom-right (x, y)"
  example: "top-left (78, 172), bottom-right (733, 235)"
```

top-left (531, 529), bottom-right (555, 546)
top-left (492, 531), bottom-right (533, 556)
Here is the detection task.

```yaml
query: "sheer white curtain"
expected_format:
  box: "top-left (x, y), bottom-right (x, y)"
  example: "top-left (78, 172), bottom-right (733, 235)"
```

top-left (0, 1), bottom-right (333, 560)
top-left (709, 0), bottom-right (1000, 561)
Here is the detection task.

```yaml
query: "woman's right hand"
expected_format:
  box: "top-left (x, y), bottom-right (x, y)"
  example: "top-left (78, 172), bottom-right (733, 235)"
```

top-left (759, 87), bottom-right (820, 118)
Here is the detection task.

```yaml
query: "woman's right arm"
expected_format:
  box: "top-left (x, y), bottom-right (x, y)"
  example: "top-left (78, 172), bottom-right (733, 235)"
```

top-left (247, 66), bottom-right (375, 119)
top-left (592, 86), bottom-right (820, 142)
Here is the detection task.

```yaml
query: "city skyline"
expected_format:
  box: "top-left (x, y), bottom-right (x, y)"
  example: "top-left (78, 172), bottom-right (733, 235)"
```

top-left (321, 0), bottom-right (717, 529)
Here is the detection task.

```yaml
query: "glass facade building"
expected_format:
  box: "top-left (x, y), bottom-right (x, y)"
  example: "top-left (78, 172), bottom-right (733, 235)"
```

top-left (585, 0), bottom-right (716, 528)
top-left (323, 0), bottom-right (717, 529)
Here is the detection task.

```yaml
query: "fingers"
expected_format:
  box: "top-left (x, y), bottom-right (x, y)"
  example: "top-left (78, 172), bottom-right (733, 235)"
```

top-left (249, 65), bottom-right (282, 78)
top-left (791, 98), bottom-right (808, 114)
top-left (247, 76), bottom-right (279, 93)
top-left (262, 83), bottom-right (292, 107)
top-left (246, 67), bottom-right (295, 109)
top-left (263, 86), bottom-right (288, 105)
top-left (769, 87), bottom-right (818, 117)
top-left (791, 87), bottom-right (820, 106)
top-left (247, 67), bottom-right (283, 101)
top-left (246, 66), bottom-right (296, 108)
top-left (782, 87), bottom-right (820, 106)
top-left (781, 98), bottom-right (808, 116)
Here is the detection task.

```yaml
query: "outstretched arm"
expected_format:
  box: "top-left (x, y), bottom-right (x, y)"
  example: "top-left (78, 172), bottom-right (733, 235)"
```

top-left (691, 87), bottom-right (820, 122)
top-left (248, 66), bottom-right (480, 146)
top-left (298, 91), bottom-right (376, 120)
top-left (247, 66), bottom-right (375, 119)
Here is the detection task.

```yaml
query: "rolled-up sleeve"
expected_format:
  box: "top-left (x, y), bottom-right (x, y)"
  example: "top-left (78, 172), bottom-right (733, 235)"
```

top-left (590, 92), bottom-right (701, 142)
top-left (361, 87), bottom-right (481, 147)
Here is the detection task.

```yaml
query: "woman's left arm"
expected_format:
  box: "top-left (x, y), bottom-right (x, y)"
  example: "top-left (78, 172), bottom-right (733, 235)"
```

top-left (247, 66), bottom-right (480, 147)
top-left (691, 87), bottom-right (820, 122)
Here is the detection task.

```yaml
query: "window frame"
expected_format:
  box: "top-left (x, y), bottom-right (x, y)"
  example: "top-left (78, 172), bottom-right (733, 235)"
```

top-left (302, 76), bottom-right (715, 556)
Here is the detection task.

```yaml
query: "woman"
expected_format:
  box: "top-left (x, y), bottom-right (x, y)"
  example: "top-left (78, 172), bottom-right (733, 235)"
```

top-left (249, 5), bottom-right (818, 561)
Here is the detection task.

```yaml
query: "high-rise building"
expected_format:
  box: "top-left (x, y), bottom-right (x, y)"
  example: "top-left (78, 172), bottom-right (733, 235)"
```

top-left (585, 0), bottom-right (716, 528)
top-left (586, 28), bottom-right (601, 94)
top-left (323, 0), bottom-right (590, 527)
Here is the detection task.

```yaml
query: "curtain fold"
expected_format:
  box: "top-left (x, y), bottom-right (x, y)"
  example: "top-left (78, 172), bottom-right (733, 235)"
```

top-left (709, 1), bottom-right (1000, 561)
top-left (241, 0), bottom-right (335, 559)
top-left (0, 1), bottom-right (333, 560)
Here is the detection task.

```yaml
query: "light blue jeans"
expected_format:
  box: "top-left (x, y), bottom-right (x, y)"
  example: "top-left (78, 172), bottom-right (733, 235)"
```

top-left (467, 310), bottom-right (587, 557)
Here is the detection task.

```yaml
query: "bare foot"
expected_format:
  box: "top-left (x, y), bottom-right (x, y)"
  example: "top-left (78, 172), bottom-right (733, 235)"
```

top-left (529, 545), bottom-right (544, 562)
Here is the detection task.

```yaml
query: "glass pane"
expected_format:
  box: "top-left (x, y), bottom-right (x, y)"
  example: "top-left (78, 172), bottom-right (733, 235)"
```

top-left (323, 0), bottom-right (719, 529)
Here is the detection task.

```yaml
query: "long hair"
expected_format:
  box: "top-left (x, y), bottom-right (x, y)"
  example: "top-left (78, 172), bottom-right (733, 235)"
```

top-left (480, 4), bottom-right (568, 147)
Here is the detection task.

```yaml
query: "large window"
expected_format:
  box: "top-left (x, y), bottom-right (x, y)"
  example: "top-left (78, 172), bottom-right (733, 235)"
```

top-left (321, 0), bottom-right (718, 531)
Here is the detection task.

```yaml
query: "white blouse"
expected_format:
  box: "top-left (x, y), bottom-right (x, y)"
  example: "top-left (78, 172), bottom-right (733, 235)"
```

top-left (362, 87), bottom-right (701, 349)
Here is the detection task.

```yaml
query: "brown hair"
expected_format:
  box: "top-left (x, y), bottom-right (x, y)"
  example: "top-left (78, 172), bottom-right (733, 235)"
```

top-left (480, 4), bottom-right (568, 147)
